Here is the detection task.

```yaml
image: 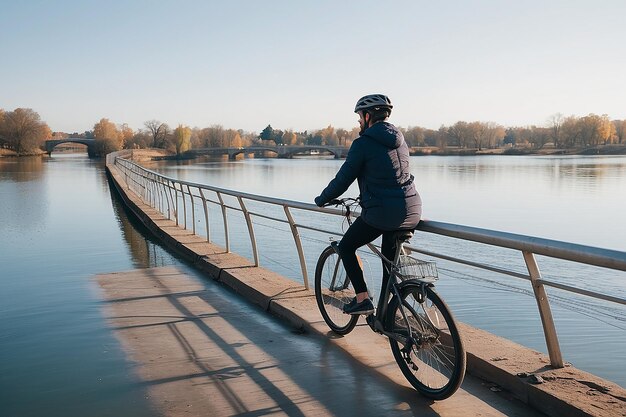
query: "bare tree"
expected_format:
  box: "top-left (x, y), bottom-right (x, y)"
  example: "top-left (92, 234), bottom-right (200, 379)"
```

top-left (547, 113), bottom-right (564, 148)
top-left (144, 120), bottom-right (169, 148)
top-left (468, 121), bottom-right (486, 150)
top-left (483, 122), bottom-right (505, 148)
top-left (447, 121), bottom-right (470, 148)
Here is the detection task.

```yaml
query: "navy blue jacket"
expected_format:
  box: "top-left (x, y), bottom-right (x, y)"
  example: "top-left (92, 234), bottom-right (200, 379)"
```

top-left (315, 122), bottom-right (422, 231)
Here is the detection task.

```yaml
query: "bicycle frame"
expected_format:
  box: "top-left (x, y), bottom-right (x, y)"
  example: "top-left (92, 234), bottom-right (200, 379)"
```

top-left (325, 198), bottom-right (420, 345)
top-left (365, 238), bottom-right (421, 346)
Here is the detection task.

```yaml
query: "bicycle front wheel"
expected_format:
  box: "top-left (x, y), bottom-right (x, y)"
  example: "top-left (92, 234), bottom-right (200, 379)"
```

top-left (386, 283), bottom-right (466, 400)
top-left (314, 245), bottom-right (359, 335)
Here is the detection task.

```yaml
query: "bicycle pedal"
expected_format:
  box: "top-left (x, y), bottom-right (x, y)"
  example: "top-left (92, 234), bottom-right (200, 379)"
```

top-left (366, 315), bottom-right (383, 333)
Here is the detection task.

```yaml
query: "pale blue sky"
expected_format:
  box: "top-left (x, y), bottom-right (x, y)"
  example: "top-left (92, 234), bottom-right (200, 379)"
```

top-left (1, 0), bottom-right (625, 133)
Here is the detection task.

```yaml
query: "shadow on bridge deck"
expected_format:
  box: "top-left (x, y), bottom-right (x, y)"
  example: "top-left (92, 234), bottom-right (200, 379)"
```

top-left (96, 265), bottom-right (545, 417)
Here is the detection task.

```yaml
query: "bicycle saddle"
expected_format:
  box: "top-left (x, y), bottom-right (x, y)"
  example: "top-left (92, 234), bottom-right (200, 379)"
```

top-left (394, 230), bottom-right (413, 242)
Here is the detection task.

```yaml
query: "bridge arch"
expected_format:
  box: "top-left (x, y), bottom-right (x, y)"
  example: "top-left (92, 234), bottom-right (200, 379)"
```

top-left (280, 146), bottom-right (343, 159)
top-left (45, 138), bottom-right (97, 157)
top-left (230, 146), bottom-right (280, 159)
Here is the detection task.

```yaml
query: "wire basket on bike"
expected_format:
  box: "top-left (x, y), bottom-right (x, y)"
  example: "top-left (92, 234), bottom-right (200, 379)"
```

top-left (397, 255), bottom-right (439, 283)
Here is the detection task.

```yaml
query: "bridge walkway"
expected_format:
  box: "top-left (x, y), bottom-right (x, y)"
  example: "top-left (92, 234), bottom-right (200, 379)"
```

top-left (96, 265), bottom-right (544, 417)
top-left (104, 157), bottom-right (626, 417)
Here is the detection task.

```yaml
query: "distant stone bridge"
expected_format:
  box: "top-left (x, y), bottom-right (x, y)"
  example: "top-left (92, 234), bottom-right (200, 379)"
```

top-left (190, 145), bottom-right (350, 160)
top-left (44, 141), bottom-right (349, 160)
top-left (45, 138), bottom-right (97, 157)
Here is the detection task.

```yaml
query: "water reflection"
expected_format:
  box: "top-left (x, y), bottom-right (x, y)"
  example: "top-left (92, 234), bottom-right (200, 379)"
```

top-left (108, 179), bottom-right (178, 269)
top-left (0, 156), bottom-right (48, 234)
top-left (0, 155), bottom-right (45, 182)
top-left (420, 155), bottom-right (626, 192)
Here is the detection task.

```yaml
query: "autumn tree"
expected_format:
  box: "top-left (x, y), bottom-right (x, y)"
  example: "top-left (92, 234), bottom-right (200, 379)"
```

top-left (561, 116), bottom-right (582, 148)
top-left (312, 125), bottom-right (337, 146)
top-left (282, 130), bottom-right (297, 145)
top-left (422, 129), bottom-right (439, 146)
top-left (0, 108), bottom-right (51, 154)
top-left (447, 121), bottom-right (470, 148)
top-left (224, 129), bottom-right (242, 147)
top-left (335, 128), bottom-right (356, 147)
top-left (93, 118), bottom-right (123, 155)
top-left (402, 126), bottom-right (426, 147)
top-left (173, 124), bottom-right (192, 155)
top-left (467, 121), bottom-right (485, 150)
top-left (119, 123), bottom-right (134, 145)
top-left (125, 130), bottom-right (151, 149)
top-left (435, 126), bottom-right (448, 149)
top-left (613, 120), bottom-right (625, 145)
top-left (197, 125), bottom-right (224, 147)
top-left (144, 120), bottom-right (169, 148)
top-left (578, 114), bottom-right (613, 146)
top-left (230, 130), bottom-right (244, 147)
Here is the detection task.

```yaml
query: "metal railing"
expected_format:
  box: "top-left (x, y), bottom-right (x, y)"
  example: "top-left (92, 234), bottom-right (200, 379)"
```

top-left (111, 154), bottom-right (626, 369)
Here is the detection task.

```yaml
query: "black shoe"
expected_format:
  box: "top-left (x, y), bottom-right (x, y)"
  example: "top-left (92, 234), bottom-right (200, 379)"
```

top-left (343, 297), bottom-right (375, 315)
top-left (343, 296), bottom-right (373, 309)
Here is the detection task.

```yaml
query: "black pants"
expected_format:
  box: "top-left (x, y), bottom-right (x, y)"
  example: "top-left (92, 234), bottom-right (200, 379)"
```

top-left (337, 217), bottom-right (398, 295)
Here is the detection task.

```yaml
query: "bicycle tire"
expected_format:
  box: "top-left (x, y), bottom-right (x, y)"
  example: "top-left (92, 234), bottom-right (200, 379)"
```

top-left (386, 283), bottom-right (466, 400)
top-left (314, 245), bottom-right (359, 335)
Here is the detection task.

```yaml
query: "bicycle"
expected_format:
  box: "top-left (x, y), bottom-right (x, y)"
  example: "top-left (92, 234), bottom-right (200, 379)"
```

top-left (314, 198), bottom-right (466, 400)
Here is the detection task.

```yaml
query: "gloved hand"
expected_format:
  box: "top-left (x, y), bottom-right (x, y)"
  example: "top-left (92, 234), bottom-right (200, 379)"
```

top-left (314, 196), bottom-right (325, 207)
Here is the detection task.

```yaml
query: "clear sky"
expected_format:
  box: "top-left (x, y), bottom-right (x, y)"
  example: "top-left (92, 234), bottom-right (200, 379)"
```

top-left (1, 0), bottom-right (625, 134)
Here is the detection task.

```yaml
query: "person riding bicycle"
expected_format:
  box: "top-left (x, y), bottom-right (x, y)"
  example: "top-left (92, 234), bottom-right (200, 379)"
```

top-left (314, 94), bottom-right (422, 315)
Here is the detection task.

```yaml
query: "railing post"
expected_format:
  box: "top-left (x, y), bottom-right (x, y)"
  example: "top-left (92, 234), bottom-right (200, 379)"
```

top-left (237, 196), bottom-right (259, 267)
top-left (173, 181), bottom-right (179, 226)
top-left (150, 174), bottom-right (157, 209)
top-left (167, 180), bottom-right (176, 221)
top-left (199, 188), bottom-right (210, 242)
top-left (284, 206), bottom-right (309, 289)
top-left (522, 251), bottom-right (564, 368)
top-left (187, 184), bottom-right (196, 234)
top-left (161, 178), bottom-right (170, 218)
top-left (180, 182), bottom-right (187, 230)
top-left (216, 192), bottom-right (230, 252)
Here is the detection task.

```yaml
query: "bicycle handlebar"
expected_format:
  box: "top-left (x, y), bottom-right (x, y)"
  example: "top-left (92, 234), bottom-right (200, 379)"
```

top-left (322, 197), bottom-right (359, 208)
top-left (322, 197), bottom-right (360, 224)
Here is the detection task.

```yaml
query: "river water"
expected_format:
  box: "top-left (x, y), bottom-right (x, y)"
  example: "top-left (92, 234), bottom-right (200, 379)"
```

top-left (1, 153), bottom-right (624, 415)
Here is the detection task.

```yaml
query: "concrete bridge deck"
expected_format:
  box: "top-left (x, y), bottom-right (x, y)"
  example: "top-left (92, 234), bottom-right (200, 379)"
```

top-left (105, 158), bottom-right (626, 417)
top-left (96, 265), bottom-right (544, 417)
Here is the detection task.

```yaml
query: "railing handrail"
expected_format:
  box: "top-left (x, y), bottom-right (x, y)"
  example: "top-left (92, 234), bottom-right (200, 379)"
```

top-left (114, 155), bottom-right (626, 273)
top-left (111, 153), bottom-right (626, 369)
top-left (417, 221), bottom-right (626, 272)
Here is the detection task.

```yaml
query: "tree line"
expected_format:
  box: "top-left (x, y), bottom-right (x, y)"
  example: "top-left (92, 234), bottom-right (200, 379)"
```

top-left (259, 114), bottom-right (625, 151)
top-left (1, 107), bottom-right (625, 156)
top-left (0, 108), bottom-right (52, 154)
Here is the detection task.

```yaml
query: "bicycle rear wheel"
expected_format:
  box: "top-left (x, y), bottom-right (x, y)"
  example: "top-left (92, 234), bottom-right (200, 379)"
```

top-left (386, 283), bottom-right (466, 400)
top-left (314, 245), bottom-right (359, 335)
